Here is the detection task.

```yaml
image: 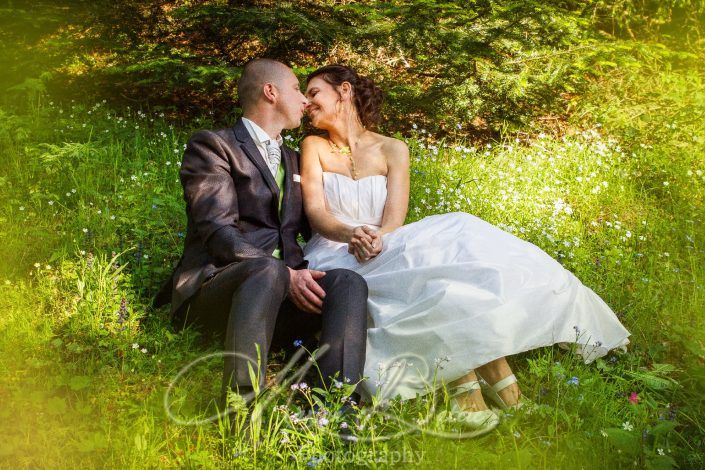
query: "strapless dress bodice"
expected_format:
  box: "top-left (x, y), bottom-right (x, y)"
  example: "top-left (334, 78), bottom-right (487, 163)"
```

top-left (321, 171), bottom-right (388, 229)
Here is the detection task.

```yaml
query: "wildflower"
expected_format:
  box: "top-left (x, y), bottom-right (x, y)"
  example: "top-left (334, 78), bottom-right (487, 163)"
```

top-left (600, 430), bottom-right (608, 437)
top-left (110, 215), bottom-right (115, 220)
top-left (317, 417), bottom-right (329, 427)
top-left (19, 206), bottom-right (25, 211)
top-left (306, 455), bottom-right (325, 468)
top-left (132, 343), bottom-right (139, 349)
top-left (34, 263), bottom-right (40, 268)
top-left (513, 431), bottom-right (521, 438)
top-left (141, 348), bottom-right (148, 354)
top-left (340, 421), bottom-right (348, 429)
top-left (622, 421), bottom-right (633, 431)
top-left (48, 200), bottom-right (54, 205)
top-left (567, 377), bottom-right (579, 386)
top-left (628, 392), bottom-right (639, 405)
top-left (657, 448), bottom-right (665, 456)
top-left (82, 228), bottom-right (88, 233)
top-left (333, 380), bottom-right (343, 389)
top-left (293, 339), bottom-right (303, 347)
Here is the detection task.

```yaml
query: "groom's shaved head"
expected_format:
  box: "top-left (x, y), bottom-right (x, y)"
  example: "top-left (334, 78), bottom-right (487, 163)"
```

top-left (238, 58), bottom-right (293, 112)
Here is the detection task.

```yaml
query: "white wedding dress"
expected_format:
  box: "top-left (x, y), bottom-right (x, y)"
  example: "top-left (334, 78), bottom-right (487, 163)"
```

top-left (303, 172), bottom-right (630, 401)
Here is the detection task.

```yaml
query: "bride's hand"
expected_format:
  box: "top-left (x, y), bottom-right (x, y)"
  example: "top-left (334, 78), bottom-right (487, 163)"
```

top-left (349, 226), bottom-right (383, 262)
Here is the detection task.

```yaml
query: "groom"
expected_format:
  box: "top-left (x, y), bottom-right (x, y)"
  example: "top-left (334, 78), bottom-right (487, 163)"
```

top-left (164, 58), bottom-right (368, 400)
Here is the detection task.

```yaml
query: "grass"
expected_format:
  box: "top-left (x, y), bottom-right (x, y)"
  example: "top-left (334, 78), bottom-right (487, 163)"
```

top-left (1, 41), bottom-right (704, 468)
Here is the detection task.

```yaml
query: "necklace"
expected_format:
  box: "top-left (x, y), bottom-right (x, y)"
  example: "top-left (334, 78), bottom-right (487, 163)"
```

top-left (328, 139), bottom-right (358, 180)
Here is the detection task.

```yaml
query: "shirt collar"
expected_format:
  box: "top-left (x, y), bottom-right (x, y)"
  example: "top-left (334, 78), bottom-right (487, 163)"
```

top-left (242, 117), bottom-right (283, 147)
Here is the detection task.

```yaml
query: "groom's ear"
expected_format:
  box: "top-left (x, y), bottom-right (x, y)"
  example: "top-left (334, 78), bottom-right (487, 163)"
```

top-left (262, 83), bottom-right (278, 103)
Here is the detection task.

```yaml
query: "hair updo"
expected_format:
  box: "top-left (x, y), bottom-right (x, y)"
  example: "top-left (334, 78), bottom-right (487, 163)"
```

top-left (306, 65), bottom-right (384, 129)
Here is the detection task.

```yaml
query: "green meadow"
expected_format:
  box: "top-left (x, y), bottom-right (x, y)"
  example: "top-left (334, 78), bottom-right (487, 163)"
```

top-left (1, 2), bottom-right (704, 468)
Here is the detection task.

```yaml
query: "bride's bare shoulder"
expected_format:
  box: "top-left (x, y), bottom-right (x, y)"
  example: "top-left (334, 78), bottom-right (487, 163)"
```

top-left (376, 134), bottom-right (409, 165)
top-left (301, 134), bottom-right (328, 149)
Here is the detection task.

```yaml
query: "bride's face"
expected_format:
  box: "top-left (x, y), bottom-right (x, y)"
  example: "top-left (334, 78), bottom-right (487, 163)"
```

top-left (305, 77), bottom-right (349, 129)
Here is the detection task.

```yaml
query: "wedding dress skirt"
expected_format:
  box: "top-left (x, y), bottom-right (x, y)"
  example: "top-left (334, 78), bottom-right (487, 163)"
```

top-left (303, 172), bottom-right (630, 400)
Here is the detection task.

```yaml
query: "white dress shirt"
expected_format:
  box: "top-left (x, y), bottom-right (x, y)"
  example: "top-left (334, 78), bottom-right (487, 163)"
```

top-left (242, 117), bottom-right (283, 177)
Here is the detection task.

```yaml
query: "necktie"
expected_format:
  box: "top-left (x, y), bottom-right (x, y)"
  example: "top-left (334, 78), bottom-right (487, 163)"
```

top-left (265, 141), bottom-right (281, 176)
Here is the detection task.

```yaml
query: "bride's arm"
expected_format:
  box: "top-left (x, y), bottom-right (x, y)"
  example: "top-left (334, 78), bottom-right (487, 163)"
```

top-left (300, 136), bottom-right (375, 247)
top-left (377, 138), bottom-right (410, 236)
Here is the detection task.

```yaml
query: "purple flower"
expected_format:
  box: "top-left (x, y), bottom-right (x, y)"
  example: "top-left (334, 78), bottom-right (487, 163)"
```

top-left (293, 339), bottom-right (303, 347)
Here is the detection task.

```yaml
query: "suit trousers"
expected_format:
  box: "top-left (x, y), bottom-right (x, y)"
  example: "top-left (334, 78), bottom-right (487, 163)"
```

top-left (175, 257), bottom-right (368, 397)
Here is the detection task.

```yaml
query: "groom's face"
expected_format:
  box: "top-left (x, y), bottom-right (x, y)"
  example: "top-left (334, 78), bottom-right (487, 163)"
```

top-left (273, 70), bottom-right (309, 130)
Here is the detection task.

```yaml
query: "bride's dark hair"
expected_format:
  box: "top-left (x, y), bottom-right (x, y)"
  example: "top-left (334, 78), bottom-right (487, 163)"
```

top-left (306, 65), bottom-right (384, 129)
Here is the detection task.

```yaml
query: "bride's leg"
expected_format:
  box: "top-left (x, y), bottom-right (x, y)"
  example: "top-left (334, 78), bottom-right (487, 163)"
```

top-left (475, 357), bottom-right (521, 406)
top-left (448, 370), bottom-right (489, 411)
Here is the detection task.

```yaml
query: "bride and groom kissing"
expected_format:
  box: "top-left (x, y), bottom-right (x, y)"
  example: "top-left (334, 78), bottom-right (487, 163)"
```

top-left (158, 58), bottom-right (630, 435)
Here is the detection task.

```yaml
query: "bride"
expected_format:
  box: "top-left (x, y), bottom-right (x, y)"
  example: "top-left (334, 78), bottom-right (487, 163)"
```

top-left (299, 65), bottom-right (630, 433)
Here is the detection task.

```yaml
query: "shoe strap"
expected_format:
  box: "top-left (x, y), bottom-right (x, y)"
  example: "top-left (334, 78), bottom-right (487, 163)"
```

top-left (449, 380), bottom-right (481, 398)
top-left (491, 374), bottom-right (517, 394)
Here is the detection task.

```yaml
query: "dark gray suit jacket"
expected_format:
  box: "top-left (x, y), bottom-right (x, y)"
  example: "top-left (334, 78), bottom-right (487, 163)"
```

top-left (161, 118), bottom-right (310, 315)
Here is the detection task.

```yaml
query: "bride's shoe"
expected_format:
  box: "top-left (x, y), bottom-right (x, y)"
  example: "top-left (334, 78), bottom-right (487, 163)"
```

top-left (477, 373), bottom-right (532, 411)
top-left (437, 380), bottom-right (499, 435)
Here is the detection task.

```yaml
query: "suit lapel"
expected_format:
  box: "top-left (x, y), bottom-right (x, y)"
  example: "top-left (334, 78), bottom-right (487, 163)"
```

top-left (233, 119), bottom-right (280, 197)
top-left (280, 145), bottom-right (295, 220)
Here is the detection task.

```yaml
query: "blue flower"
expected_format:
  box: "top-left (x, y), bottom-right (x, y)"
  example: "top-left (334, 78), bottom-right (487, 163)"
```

top-left (293, 339), bottom-right (303, 347)
top-left (306, 455), bottom-right (325, 468)
top-left (567, 376), bottom-right (579, 386)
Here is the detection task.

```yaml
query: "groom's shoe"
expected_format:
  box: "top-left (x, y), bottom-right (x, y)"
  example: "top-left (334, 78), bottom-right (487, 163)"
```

top-left (437, 381), bottom-right (500, 437)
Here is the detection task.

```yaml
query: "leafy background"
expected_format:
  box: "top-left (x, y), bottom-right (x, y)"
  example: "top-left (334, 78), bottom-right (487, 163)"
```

top-left (1, 1), bottom-right (704, 468)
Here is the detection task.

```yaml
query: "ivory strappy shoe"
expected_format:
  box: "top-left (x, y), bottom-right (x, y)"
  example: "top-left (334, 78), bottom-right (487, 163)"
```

top-left (477, 373), bottom-right (532, 411)
top-left (437, 380), bottom-right (500, 435)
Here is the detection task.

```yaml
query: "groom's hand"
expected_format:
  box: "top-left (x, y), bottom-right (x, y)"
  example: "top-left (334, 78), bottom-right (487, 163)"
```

top-left (288, 268), bottom-right (326, 314)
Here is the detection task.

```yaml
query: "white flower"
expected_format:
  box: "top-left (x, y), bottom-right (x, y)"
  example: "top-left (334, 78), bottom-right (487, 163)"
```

top-left (48, 200), bottom-right (54, 205)
top-left (663, 181), bottom-right (670, 186)
top-left (19, 206), bottom-right (25, 211)
top-left (132, 343), bottom-right (139, 349)
top-left (82, 228), bottom-right (88, 233)
top-left (34, 263), bottom-right (41, 268)
top-left (622, 421), bottom-right (633, 431)
top-left (657, 448), bottom-right (665, 456)
top-left (141, 348), bottom-right (148, 354)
